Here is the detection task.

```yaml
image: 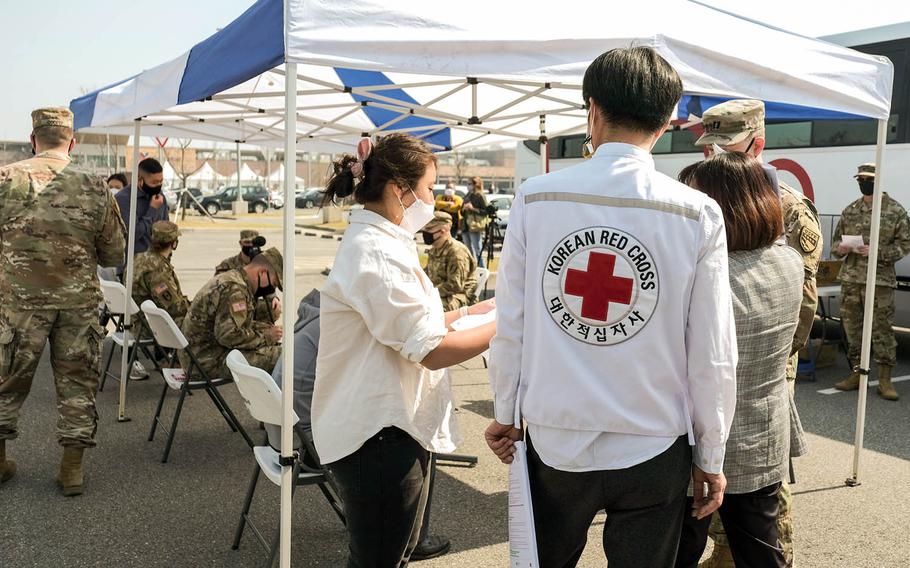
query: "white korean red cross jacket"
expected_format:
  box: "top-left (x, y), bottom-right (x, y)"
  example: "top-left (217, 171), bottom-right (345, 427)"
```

top-left (488, 143), bottom-right (738, 473)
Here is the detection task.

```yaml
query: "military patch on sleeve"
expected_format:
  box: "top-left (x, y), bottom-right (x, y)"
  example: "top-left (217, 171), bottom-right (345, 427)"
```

top-left (153, 283), bottom-right (168, 295)
top-left (799, 226), bottom-right (820, 253)
top-left (231, 301), bottom-right (248, 313)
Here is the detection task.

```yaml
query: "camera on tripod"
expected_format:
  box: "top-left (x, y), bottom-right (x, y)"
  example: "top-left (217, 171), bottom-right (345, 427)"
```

top-left (484, 203), bottom-right (499, 219)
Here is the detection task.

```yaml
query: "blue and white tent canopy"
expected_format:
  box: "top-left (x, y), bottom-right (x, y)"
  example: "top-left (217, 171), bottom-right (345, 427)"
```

top-left (71, 0), bottom-right (893, 150)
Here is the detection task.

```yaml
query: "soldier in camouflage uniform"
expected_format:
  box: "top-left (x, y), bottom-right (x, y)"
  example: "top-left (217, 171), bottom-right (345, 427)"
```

top-left (0, 108), bottom-right (127, 496)
top-left (214, 229), bottom-right (281, 323)
top-left (180, 247), bottom-right (284, 380)
top-left (694, 99), bottom-right (822, 568)
top-left (422, 211), bottom-right (478, 311)
top-left (133, 221), bottom-right (190, 329)
top-left (833, 163), bottom-right (910, 401)
top-left (214, 229), bottom-right (261, 274)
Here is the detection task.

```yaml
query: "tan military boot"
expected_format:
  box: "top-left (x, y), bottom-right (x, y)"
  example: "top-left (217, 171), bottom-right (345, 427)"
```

top-left (835, 370), bottom-right (861, 391)
top-left (699, 543), bottom-right (735, 568)
top-left (0, 440), bottom-right (16, 485)
top-left (877, 366), bottom-right (899, 401)
top-left (56, 447), bottom-right (85, 497)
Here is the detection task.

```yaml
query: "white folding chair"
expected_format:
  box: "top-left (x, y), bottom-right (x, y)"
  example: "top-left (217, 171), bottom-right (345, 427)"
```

top-left (98, 280), bottom-right (161, 391)
top-left (474, 266), bottom-right (491, 301)
top-left (141, 300), bottom-right (253, 463)
top-left (226, 350), bottom-right (344, 566)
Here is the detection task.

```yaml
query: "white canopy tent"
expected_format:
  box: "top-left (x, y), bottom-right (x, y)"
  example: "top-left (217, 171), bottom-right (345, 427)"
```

top-left (185, 161), bottom-right (221, 191)
top-left (70, 1), bottom-right (894, 566)
top-left (267, 163), bottom-right (304, 185)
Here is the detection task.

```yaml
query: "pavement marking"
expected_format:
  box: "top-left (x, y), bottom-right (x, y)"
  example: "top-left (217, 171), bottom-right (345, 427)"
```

top-left (817, 374), bottom-right (910, 395)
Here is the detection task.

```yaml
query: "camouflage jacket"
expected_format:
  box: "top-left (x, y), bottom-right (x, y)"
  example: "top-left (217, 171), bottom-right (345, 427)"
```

top-left (426, 238), bottom-right (477, 310)
top-left (780, 183), bottom-right (822, 371)
top-left (180, 268), bottom-right (278, 378)
top-left (214, 252), bottom-right (247, 275)
top-left (0, 151), bottom-right (126, 309)
top-left (214, 252), bottom-right (279, 323)
top-left (832, 193), bottom-right (910, 288)
top-left (133, 251), bottom-right (189, 326)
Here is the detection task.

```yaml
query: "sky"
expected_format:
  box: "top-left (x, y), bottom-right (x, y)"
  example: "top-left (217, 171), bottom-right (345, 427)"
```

top-left (1, 0), bottom-right (909, 141)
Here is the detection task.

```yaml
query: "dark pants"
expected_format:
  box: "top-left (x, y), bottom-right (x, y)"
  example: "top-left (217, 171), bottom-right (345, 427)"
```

top-left (329, 427), bottom-right (431, 568)
top-left (676, 482), bottom-right (785, 568)
top-left (527, 435), bottom-right (691, 568)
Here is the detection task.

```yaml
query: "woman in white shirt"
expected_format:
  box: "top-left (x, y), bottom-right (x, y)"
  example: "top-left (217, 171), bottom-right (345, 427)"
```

top-left (313, 134), bottom-right (496, 567)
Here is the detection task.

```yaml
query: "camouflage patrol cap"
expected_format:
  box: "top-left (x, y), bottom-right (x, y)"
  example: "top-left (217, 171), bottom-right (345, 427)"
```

top-left (31, 107), bottom-right (74, 130)
top-left (694, 100), bottom-right (765, 147)
top-left (258, 247), bottom-right (284, 289)
top-left (240, 229), bottom-right (260, 241)
top-left (423, 211), bottom-right (453, 231)
top-left (151, 220), bottom-right (181, 245)
top-left (854, 162), bottom-right (876, 178)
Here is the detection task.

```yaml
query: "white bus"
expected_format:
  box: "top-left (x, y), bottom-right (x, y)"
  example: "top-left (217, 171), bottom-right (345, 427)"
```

top-left (515, 26), bottom-right (910, 324)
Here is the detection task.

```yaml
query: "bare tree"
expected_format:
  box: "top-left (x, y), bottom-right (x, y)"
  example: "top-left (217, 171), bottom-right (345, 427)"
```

top-left (165, 139), bottom-right (195, 219)
top-left (452, 150), bottom-right (468, 184)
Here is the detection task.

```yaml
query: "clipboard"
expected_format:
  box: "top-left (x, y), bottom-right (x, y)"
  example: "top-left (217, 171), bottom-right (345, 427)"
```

top-left (508, 404), bottom-right (540, 566)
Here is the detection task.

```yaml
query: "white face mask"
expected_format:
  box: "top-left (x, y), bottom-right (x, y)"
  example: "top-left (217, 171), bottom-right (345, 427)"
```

top-left (398, 189), bottom-right (435, 235)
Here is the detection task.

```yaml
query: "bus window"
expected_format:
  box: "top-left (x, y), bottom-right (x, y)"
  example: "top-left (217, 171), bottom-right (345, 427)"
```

top-left (812, 115), bottom-right (899, 146)
top-left (563, 134), bottom-right (586, 159)
top-left (764, 122), bottom-right (811, 149)
top-left (670, 129), bottom-right (702, 154)
top-left (652, 131), bottom-right (672, 154)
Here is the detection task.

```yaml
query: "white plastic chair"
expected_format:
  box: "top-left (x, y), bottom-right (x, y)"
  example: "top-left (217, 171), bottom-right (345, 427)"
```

top-left (98, 280), bottom-right (160, 391)
top-left (225, 350), bottom-right (344, 564)
top-left (474, 266), bottom-right (491, 301)
top-left (141, 300), bottom-right (252, 462)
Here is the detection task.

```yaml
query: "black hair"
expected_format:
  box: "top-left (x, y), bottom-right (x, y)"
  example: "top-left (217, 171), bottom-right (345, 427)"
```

top-left (138, 157), bottom-right (163, 175)
top-left (107, 173), bottom-right (128, 186)
top-left (582, 46), bottom-right (683, 134)
top-left (322, 133), bottom-right (436, 206)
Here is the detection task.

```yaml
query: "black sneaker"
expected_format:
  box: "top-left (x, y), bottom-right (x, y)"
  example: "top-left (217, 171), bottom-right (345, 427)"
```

top-left (410, 535), bottom-right (451, 561)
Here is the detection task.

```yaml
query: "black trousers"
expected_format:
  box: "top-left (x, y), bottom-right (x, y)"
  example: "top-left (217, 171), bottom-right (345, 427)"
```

top-left (329, 427), bottom-right (431, 568)
top-left (675, 482), bottom-right (785, 568)
top-left (527, 435), bottom-right (691, 568)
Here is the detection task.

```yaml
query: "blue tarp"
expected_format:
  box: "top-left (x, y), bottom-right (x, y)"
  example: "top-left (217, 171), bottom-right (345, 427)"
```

top-left (678, 95), bottom-right (866, 122)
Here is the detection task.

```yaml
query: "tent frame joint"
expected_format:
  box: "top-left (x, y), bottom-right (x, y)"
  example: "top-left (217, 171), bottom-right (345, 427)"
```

top-left (278, 452), bottom-right (298, 467)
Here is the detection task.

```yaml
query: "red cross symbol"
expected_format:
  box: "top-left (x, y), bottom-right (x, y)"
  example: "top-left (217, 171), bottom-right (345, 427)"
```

top-left (564, 252), bottom-right (634, 322)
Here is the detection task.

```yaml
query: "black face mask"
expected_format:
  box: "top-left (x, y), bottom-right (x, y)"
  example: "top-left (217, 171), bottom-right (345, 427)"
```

top-left (143, 183), bottom-right (162, 196)
top-left (256, 271), bottom-right (276, 298)
top-left (859, 179), bottom-right (875, 196)
top-left (421, 231), bottom-right (436, 245)
top-left (242, 236), bottom-right (266, 259)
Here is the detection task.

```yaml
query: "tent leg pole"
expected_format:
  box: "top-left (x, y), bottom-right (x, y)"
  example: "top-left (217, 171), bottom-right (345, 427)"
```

top-left (848, 118), bottom-right (888, 486)
top-left (118, 119), bottom-right (142, 423)
top-left (539, 115), bottom-right (547, 175)
top-left (278, 58), bottom-right (298, 568)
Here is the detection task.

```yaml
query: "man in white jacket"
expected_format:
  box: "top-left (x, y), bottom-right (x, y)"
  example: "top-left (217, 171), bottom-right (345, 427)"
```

top-left (485, 46), bottom-right (738, 567)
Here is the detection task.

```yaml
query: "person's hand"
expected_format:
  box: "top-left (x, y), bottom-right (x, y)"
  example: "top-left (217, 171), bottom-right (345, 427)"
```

top-left (857, 244), bottom-right (870, 257)
top-left (691, 466), bottom-right (726, 520)
top-left (464, 202), bottom-right (475, 211)
top-left (836, 242), bottom-right (852, 255)
top-left (485, 420), bottom-right (523, 464)
top-left (271, 297), bottom-right (282, 320)
top-left (265, 325), bottom-right (283, 343)
top-left (150, 194), bottom-right (165, 210)
top-left (470, 298), bottom-right (496, 315)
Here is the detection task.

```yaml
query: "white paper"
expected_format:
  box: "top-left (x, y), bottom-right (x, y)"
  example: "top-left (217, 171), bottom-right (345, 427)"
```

top-left (450, 310), bottom-right (496, 360)
top-left (509, 440), bottom-right (540, 567)
top-left (449, 309), bottom-right (496, 331)
top-left (842, 235), bottom-right (865, 251)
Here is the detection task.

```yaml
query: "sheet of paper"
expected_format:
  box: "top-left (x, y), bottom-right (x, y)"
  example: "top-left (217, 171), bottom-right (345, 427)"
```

top-left (449, 309), bottom-right (496, 331)
top-left (841, 235), bottom-right (865, 251)
top-left (508, 440), bottom-right (540, 567)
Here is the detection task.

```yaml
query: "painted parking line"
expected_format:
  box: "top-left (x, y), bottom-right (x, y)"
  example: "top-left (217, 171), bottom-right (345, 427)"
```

top-left (817, 375), bottom-right (910, 395)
